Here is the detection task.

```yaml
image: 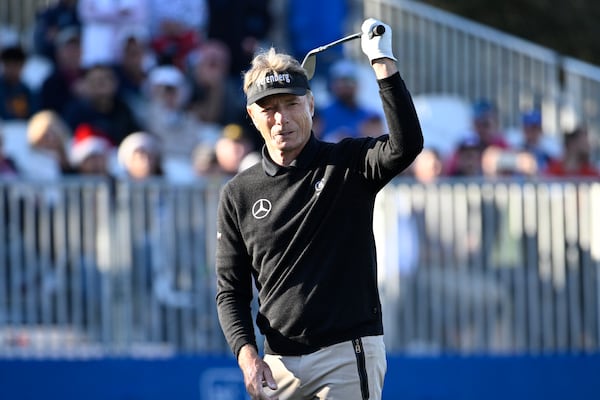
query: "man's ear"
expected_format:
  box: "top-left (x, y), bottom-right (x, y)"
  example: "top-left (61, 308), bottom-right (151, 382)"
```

top-left (246, 106), bottom-right (256, 126)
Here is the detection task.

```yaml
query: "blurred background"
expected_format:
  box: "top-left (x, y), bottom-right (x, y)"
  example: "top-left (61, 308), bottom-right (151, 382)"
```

top-left (0, 0), bottom-right (599, 399)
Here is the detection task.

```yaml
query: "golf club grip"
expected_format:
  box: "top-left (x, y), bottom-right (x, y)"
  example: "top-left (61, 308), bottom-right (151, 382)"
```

top-left (369, 24), bottom-right (385, 39)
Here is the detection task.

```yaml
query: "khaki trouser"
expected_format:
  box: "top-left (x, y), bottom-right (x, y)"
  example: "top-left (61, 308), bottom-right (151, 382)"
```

top-left (263, 336), bottom-right (387, 400)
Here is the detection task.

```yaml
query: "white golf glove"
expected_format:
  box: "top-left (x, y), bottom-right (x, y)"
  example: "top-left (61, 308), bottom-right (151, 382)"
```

top-left (360, 18), bottom-right (397, 63)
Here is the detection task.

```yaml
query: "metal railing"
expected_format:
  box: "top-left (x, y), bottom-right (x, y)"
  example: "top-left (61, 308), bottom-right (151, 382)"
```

top-left (0, 0), bottom-right (49, 39)
top-left (0, 178), bottom-right (227, 357)
top-left (0, 177), bottom-right (598, 357)
top-left (376, 177), bottom-right (600, 354)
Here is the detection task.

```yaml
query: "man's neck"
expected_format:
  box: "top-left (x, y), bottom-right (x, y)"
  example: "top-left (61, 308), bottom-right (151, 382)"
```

top-left (267, 148), bottom-right (299, 167)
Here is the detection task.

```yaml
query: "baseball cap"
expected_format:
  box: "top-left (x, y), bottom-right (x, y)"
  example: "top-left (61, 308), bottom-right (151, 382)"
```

top-left (329, 59), bottom-right (358, 81)
top-left (472, 99), bottom-right (496, 120)
top-left (522, 110), bottom-right (541, 126)
top-left (149, 65), bottom-right (185, 88)
top-left (246, 70), bottom-right (309, 105)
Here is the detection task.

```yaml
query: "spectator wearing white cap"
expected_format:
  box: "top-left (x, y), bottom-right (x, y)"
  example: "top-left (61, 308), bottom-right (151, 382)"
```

top-left (146, 64), bottom-right (219, 161)
top-left (117, 131), bottom-right (163, 180)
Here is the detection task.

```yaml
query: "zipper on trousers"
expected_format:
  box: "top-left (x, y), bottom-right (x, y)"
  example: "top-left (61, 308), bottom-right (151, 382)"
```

top-left (352, 338), bottom-right (370, 400)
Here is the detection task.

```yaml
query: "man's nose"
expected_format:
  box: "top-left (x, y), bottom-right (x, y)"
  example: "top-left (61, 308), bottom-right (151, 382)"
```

top-left (274, 110), bottom-right (287, 125)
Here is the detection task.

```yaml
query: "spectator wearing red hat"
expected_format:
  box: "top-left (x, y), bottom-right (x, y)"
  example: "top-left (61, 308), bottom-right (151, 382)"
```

top-left (70, 123), bottom-right (114, 176)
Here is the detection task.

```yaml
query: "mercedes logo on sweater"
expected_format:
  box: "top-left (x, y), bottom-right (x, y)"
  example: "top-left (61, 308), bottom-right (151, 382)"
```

top-left (252, 199), bottom-right (272, 219)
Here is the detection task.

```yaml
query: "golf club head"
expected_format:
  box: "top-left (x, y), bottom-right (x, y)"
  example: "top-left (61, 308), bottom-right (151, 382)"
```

top-left (301, 51), bottom-right (317, 80)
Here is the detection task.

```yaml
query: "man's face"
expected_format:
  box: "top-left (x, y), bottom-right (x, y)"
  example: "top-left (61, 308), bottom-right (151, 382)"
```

top-left (85, 67), bottom-right (117, 100)
top-left (1, 59), bottom-right (24, 82)
top-left (247, 92), bottom-right (314, 159)
top-left (473, 112), bottom-right (498, 142)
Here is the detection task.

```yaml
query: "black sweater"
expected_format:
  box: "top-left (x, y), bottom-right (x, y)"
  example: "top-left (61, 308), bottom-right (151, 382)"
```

top-left (216, 72), bottom-right (423, 357)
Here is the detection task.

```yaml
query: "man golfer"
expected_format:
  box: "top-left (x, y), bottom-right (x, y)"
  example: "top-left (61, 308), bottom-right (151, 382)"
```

top-left (216, 17), bottom-right (423, 400)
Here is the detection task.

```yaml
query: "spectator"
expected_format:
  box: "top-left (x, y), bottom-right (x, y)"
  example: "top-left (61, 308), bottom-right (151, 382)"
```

top-left (148, 0), bottom-right (207, 69)
top-left (146, 64), bottom-right (218, 159)
top-left (39, 26), bottom-right (84, 116)
top-left (408, 147), bottom-right (444, 183)
top-left (69, 123), bottom-right (114, 176)
top-left (481, 146), bottom-right (538, 178)
top-left (32, 0), bottom-right (81, 63)
top-left (0, 46), bottom-right (37, 121)
top-left (357, 112), bottom-right (385, 138)
top-left (27, 110), bottom-right (76, 176)
top-left (445, 99), bottom-right (510, 175)
top-left (191, 142), bottom-right (221, 178)
top-left (117, 131), bottom-right (163, 180)
top-left (186, 40), bottom-right (247, 129)
top-left (206, 0), bottom-right (272, 80)
top-left (319, 59), bottom-right (373, 142)
top-left (470, 99), bottom-right (510, 149)
top-left (63, 63), bottom-right (143, 146)
top-left (213, 123), bottom-right (254, 176)
top-left (286, 0), bottom-right (348, 81)
top-left (545, 126), bottom-right (600, 177)
top-left (78, 0), bottom-right (149, 68)
top-left (113, 27), bottom-right (155, 121)
top-left (517, 109), bottom-right (557, 172)
top-left (449, 137), bottom-right (484, 177)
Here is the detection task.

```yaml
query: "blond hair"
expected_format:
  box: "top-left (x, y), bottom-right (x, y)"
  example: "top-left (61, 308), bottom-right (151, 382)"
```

top-left (243, 47), bottom-right (309, 96)
top-left (27, 110), bottom-right (71, 146)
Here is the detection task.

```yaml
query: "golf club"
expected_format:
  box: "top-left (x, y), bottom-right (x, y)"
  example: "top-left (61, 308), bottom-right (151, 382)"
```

top-left (301, 24), bottom-right (386, 80)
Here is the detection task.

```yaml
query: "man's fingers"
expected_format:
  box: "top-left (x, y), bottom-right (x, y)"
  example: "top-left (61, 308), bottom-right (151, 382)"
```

top-left (262, 367), bottom-right (278, 390)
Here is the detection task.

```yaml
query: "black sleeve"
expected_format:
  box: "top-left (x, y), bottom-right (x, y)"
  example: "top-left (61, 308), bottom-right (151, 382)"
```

top-left (357, 72), bottom-right (423, 187)
top-left (215, 185), bottom-right (257, 358)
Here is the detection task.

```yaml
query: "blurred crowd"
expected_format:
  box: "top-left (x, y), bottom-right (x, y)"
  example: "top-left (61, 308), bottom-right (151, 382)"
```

top-left (406, 99), bottom-right (600, 183)
top-left (0, 0), bottom-right (597, 186)
top-left (0, 0), bottom-right (276, 184)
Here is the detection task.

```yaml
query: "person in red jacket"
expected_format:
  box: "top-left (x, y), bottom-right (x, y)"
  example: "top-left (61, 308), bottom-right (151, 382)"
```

top-left (545, 126), bottom-right (600, 177)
